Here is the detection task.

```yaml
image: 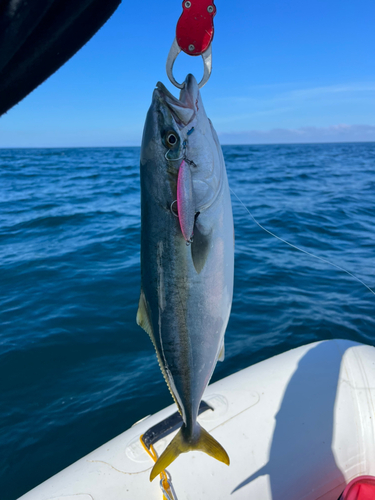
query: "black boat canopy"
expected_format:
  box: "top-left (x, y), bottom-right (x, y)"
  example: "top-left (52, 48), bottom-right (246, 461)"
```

top-left (0, 0), bottom-right (121, 116)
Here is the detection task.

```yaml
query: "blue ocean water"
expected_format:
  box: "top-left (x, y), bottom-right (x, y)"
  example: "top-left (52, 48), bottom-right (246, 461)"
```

top-left (1, 143), bottom-right (374, 499)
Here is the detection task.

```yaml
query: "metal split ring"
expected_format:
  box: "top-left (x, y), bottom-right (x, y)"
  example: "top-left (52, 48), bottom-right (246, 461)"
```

top-left (170, 200), bottom-right (179, 217)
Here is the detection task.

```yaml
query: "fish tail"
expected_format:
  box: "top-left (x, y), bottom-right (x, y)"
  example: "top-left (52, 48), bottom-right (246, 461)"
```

top-left (149, 423), bottom-right (229, 481)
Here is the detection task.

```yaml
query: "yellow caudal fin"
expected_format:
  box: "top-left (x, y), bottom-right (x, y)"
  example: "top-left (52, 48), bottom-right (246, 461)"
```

top-left (149, 424), bottom-right (230, 481)
top-left (149, 427), bottom-right (189, 481)
top-left (196, 426), bottom-right (230, 465)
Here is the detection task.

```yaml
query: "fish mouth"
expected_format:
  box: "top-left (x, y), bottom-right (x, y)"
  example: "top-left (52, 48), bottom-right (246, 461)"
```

top-left (154, 74), bottom-right (199, 127)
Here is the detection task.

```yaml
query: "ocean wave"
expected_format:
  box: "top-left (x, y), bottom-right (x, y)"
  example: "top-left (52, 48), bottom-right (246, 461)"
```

top-left (1, 144), bottom-right (375, 499)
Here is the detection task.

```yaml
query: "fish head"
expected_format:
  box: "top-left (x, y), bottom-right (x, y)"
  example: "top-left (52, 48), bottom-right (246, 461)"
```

top-left (140, 74), bottom-right (224, 214)
top-left (140, 79), bottom-right (185, 205)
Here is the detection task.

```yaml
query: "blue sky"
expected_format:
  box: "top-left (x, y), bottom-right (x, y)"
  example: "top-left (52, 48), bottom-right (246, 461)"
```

top-left (1, 0), bottom-right (374, 147)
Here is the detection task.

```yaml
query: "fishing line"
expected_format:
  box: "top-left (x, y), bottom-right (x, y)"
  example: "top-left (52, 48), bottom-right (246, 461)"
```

top-left (230, 188), bottom-right (375, 296)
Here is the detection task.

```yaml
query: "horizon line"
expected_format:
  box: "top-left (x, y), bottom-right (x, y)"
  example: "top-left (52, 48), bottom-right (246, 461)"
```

top-left (1, 139), bottom-right (375, 150)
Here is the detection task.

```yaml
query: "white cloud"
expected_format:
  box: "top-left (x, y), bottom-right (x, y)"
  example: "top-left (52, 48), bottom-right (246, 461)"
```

top-left (218, 124), bottom-right (375, 145)
top-left (287, 84), bottom-right (375, 99)
top-left (210, 82), bottom-right (375, 128)
top-left (216, 82), bottom-right (375, 105)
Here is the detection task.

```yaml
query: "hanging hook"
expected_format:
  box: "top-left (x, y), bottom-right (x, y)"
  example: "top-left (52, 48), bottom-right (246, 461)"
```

top-left (166, 39), bottom-right (212, 89)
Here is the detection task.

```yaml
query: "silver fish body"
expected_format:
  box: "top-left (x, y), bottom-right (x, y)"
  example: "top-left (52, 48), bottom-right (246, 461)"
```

top-left (137, 74), bottom-right (234, 479)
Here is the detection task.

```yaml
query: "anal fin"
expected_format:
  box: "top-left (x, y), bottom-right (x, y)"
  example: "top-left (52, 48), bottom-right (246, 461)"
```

top-left (136, 289), bottom-right (182, 413)
top-left (136, 289), bottom-right (153, 338)
top-left (218, 341), bottom-right (225, 362)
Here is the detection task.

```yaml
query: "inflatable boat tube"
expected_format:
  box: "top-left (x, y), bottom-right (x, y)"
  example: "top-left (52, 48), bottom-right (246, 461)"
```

top-left (18, 339), bottom-right (375, 500)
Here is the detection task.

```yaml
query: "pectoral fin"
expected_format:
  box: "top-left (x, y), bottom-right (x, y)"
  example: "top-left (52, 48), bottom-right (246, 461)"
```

top-left (191, 224), bottom-right (212, 274)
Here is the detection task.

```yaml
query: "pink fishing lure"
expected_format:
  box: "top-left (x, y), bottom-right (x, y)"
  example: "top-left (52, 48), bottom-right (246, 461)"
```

top-left (177, 160), bottom-right (195, 243)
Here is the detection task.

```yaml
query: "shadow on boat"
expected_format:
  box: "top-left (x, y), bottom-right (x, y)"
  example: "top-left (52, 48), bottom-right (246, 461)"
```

top-left (232, 340), bottom-right (348, 498)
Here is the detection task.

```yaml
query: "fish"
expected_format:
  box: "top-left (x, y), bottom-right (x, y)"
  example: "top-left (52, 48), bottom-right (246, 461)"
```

top-left (137, 74), bottom-right (234, 481)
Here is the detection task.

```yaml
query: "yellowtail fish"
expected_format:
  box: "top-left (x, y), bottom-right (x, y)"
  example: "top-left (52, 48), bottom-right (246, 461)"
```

top-left (137, 74), bottom-right (234, 480)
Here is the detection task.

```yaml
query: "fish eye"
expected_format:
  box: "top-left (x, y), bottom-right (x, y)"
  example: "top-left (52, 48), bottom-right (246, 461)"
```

top-left (165, 131), bottom-right (178, 149)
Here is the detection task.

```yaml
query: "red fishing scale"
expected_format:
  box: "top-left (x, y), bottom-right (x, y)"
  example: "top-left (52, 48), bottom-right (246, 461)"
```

top-left (166, 0), bottom-right (216, 88)
top-left (176, 0), bottom-right (216, 56)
